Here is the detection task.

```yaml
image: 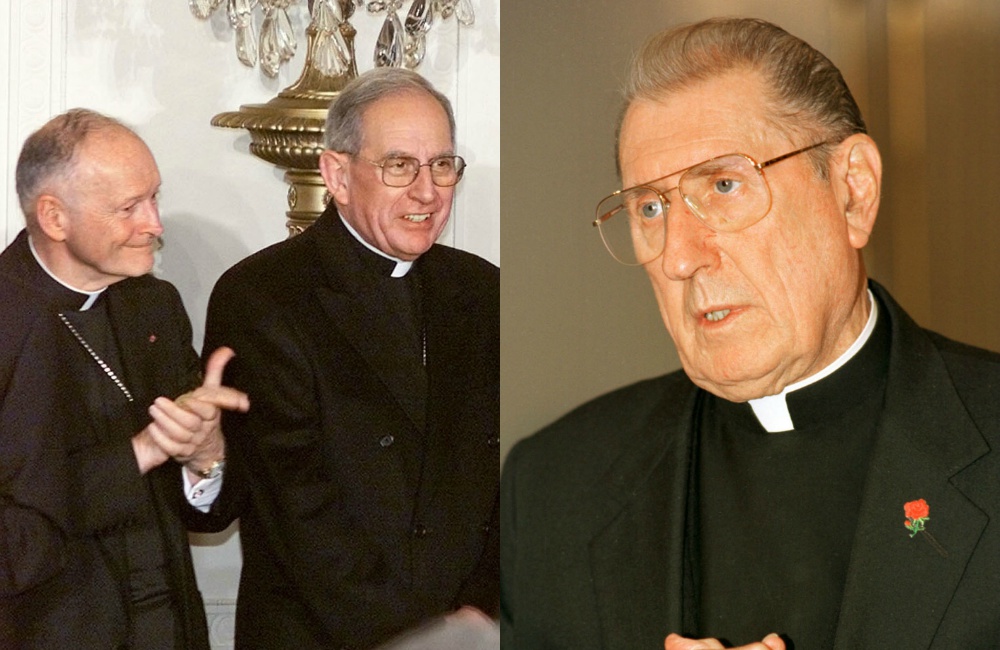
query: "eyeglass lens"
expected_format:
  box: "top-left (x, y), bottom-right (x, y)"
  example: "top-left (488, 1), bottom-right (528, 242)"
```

top-left (595, 154), bottom-right (770, 265)
top-left (381, 155), bottom-right (465, 187)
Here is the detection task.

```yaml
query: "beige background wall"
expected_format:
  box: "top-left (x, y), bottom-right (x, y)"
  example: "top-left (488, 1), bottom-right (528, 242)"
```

top-left (501, 0), bottom-right (1000, 459)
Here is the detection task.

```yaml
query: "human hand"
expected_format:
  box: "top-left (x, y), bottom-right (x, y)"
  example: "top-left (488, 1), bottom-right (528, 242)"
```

top-left (133, 347), bottom-right (249, 475)
top-left (664, 632), bottom-right (785, 650)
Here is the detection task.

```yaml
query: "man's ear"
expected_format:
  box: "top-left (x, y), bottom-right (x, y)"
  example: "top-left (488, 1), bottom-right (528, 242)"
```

top-left (835, 133), bottom-right (882, 250)
top-left (318, 150), bottom-right (352, 206)
top-left (34, 194), bottom-right (70, 243)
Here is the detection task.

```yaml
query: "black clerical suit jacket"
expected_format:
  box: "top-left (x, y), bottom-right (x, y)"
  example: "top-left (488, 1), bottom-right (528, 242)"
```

top-left (501, 281), bottom-right (1000, 649)
top-left (0, 230), bottom-right (214, 649)
top-left (202, 206), bottom-right (499, 649)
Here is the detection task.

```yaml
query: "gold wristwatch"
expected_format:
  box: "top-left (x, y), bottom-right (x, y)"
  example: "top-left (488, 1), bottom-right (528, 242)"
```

top-left (194, 459), bottom-right (226, 480)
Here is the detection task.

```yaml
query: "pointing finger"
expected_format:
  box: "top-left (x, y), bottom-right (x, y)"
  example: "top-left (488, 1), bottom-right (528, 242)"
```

top-left (185, 386), bottom-right (250, 413)
top-left (202, 346), bottom-right (236, 388)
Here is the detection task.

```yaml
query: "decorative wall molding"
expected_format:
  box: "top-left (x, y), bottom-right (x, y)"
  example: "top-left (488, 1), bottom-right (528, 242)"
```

top-left (205, 599), bottom-right (237, 649)
top-left (2, 0), bottom-right (67, 244)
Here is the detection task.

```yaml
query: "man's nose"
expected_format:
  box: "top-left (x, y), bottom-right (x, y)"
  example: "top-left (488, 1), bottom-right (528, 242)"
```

top-left (407, 165), bottom-right (439, 203)
top-left (140, 201), bottom-right (164, 237)
top-left (656, 199), bottom-right (719, 281)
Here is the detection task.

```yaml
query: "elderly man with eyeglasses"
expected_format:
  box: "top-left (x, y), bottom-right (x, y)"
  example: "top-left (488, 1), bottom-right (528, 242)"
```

top-left (202, 68), bottom-right (499, 649)
top-left (501, 17), bottom-right (1000, 650)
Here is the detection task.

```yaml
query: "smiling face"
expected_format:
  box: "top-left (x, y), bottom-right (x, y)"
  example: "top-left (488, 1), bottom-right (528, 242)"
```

top-left (320, 90), bottom-right (455, 261)
top-left (40, 127), bottom-right (163, 291)
top-left (618, 70), bottom-right (878, 401)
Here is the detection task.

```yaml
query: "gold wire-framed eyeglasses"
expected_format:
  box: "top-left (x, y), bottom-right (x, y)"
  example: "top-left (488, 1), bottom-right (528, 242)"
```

top-left (593, 141), bottom-right (830, 265)
top-left (355, 154), bottom-right (467, 188)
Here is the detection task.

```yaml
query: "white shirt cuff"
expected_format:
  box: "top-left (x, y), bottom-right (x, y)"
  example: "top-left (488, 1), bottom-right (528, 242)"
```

top-left (183, 469), bottom-right (223, 513)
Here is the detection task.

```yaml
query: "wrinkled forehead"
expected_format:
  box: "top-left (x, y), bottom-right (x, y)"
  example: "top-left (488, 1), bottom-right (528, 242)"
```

top-left (617, 73), bottom-right (788, 187)
top-left (62, 129), bottom-right (159, 197)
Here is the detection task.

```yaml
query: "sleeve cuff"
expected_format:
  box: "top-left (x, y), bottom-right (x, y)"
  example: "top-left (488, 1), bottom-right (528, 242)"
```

top-left (183, 470), bottom-right (224, 513)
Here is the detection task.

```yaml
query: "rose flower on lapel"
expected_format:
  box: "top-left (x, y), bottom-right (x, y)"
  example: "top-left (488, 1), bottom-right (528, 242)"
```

top-left (904, 498), bottom-right (930, 538)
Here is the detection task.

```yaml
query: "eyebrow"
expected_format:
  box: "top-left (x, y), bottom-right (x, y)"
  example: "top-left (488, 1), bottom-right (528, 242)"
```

top-left (380, 148), bottom-right (457, 159)
top-left (118, 184), bottom-right (161, 206)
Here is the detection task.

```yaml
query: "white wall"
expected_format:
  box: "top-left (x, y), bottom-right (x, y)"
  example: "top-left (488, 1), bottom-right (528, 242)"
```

top-left (1, 1), bottom-right (499, 646)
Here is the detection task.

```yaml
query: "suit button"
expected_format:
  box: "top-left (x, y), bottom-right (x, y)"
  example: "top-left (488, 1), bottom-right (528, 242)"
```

top-left (487, 436), bottom-right (500, 448)
top-left (379, 435), bottom-right (395, 447)
top-left (482, 523), bottom-right (492, 535)
top-left (412, 524), bottom-right (430, 538)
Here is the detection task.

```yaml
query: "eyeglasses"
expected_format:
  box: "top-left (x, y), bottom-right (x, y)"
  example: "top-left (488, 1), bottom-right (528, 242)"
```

top-left (593, 141), bottom-right (830, 266)
top-left (355, 154), bottom-right (466, 188)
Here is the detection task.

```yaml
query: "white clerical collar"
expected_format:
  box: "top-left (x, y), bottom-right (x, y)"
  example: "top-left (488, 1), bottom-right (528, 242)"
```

top-left (748, 289), bottom-right (878, 433)
top-left (28, 235), bottom-right (105, 310)
top-left (339, 215), bottom-right (414, 278)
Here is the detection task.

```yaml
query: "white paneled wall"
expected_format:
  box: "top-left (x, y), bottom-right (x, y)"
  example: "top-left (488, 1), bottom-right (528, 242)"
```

top-left (1, 1), bottom-right (499, 646)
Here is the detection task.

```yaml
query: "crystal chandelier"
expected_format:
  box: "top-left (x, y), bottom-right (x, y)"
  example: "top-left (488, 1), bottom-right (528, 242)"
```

top-left (188, 0), bottom-right (476, 236)
top-left (189, 0), bottom-right (475, 78)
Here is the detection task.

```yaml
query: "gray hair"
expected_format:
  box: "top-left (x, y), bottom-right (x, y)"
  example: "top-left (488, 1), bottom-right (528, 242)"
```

top-left (15, 108), bottom-right (134, 224)
top-left (616, 18), bottom-right (867, 178)
top-left (324, 67), bottom-right (456, 153)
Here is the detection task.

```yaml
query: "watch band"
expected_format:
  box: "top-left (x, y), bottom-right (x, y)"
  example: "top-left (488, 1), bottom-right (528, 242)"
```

top-left (194, 458), bottom-right (226, 480)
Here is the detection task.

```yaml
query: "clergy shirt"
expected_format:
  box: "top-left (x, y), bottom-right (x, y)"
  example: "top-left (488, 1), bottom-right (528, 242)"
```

top-left (692, 291), bottom-right (891, 649)
top-left (28, 236), bottom-right (220, 510)
top-left (748, 290), bottom-right (878, 432)
top-left (340, 214), bottom-right (414, 277)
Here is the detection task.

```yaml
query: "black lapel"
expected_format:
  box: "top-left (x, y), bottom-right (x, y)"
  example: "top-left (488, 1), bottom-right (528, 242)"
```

top-left (287, 212), bottom-right (414, 541)
top-left (587, 380), bottom-right (699, 650)
top-left (407, 246), bottom-right (488, 507)
top-left (834, 285), bottom-right (990, 648)
top-left (311, 211), bottom-right (427, 429)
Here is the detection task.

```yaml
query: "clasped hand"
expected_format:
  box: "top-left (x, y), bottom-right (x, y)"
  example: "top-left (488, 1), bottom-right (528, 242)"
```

top-left (132, 346), bottom-right (250, 476)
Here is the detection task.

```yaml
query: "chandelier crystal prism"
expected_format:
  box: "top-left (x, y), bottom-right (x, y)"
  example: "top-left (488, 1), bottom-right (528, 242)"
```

top-left (188, 0), bottom-right (474, 77)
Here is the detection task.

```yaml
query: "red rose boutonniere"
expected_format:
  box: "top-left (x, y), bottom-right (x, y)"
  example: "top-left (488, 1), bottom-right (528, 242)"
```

top-left (904, 498), bottom-right (930, 537)
top-left (903, 498), bottom-right (948, 558)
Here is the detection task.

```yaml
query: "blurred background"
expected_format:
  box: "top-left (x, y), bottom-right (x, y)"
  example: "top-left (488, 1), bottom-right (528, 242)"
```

top-left (501, 0), bottom-right (1000, 459)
